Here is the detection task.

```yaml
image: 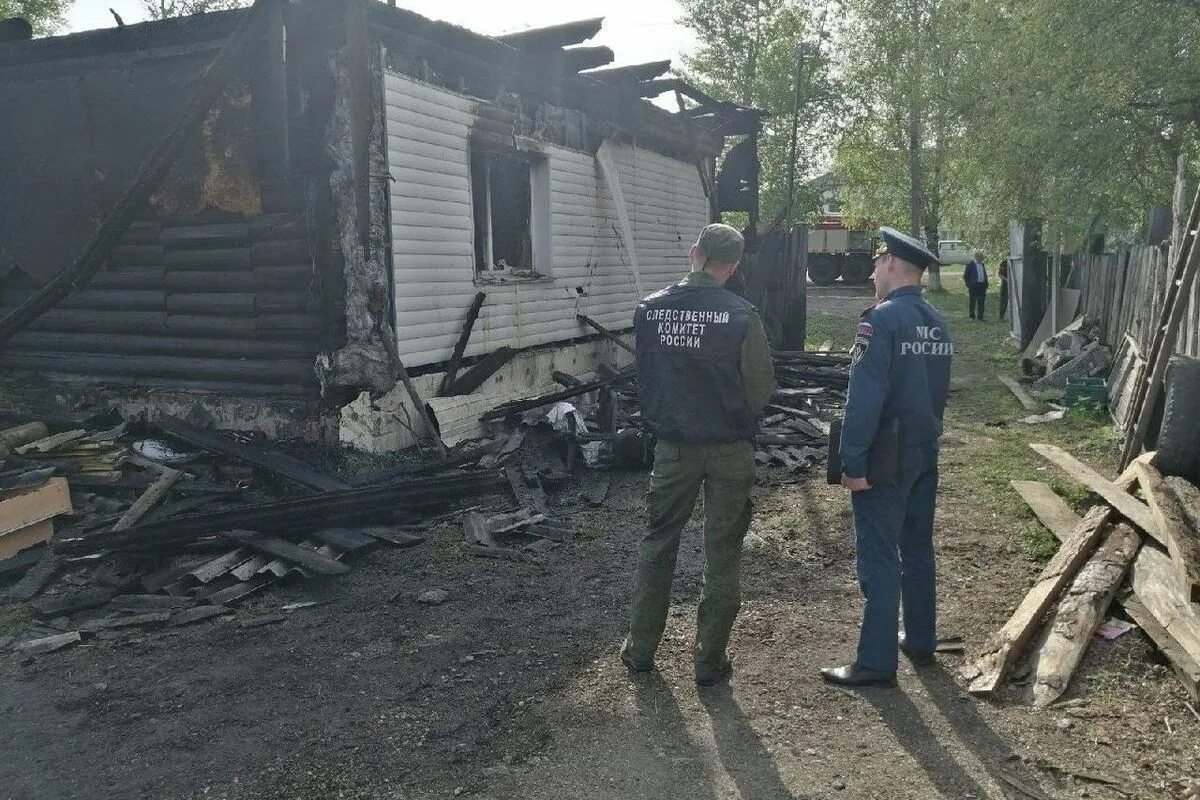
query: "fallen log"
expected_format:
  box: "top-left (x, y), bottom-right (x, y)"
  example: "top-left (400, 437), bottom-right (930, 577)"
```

top-left (57, 470), bottom-right (507, 555)
top-left (964, 505), bottom-right (1113, 694)
top-left (576, 313), bottom-right (635, 356)
top-left (1030, 522), bottom-right (1141, 707)
top-left (156, 416), bottom-right (348, 492)
top-left (438, 292), bottom-right (487, 396)
top-left (1029, 443), bottom-right (1161, 543)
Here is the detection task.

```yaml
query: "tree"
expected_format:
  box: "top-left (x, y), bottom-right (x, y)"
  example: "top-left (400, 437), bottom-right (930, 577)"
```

top-left (0, 0), bottom-right (73, 34)
top-left (678, 0), bottom-right (840, 225)
top-left (142, 0), bottom-right (249, 19)
top-left (832, 0), bottom-right (966, 290)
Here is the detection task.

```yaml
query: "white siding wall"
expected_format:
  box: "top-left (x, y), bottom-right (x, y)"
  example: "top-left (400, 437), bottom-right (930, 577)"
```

top-left (383, 71), bottom-right (709, 368)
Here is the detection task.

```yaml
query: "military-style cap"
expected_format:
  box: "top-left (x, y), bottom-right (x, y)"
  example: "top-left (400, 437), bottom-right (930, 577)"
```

top-left (695, 223), bottom-right (744, 264)
top-left (874, 226), bottom-right (940, 270)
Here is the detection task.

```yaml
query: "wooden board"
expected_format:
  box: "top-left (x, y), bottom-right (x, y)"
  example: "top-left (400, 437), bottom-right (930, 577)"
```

top-left (999, 375), bottom-right (1042, 412)
top-left (0, 477), bottom-right (72, 537)
top-left (1029, 444), bottom-right (1161, 543)
top-left (1010, 481), bottom-right (1079, 542)
top-left (113, 467), bottom-right (181, 531)
top-left (0, 422), bottom-right (48, 450)
top-left (1139, 465), bottom-right (1200, 603)
top-left (964, 505), bottom-right (1112, 694)
top-left (1122, 595), bottom-right (1200, 702)
top-left (0, 518), bottom-right (54, 562)
top-left (14, 429), bottom-right (86, 455)
top-left (156, 416), bottom-right (349, 492)
top-left (1029, 523), bottom-right (1141, 707)
top-left (223, 530), bottom-right (351, 575)
top-left (1128, 542), bottom-right (1200, 674)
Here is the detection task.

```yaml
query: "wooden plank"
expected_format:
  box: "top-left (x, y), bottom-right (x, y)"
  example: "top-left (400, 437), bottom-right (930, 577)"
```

top-left (999, 375), bottom-right (1042, 412)
top-left (1139, 465), bottom-right (1200, 603)
top-left (444, 347), bottom-right (516, 396)
top-left (576, 313), bottom-right (636, 355)
top-left (187, 548), bottom-right (249, 584)
top-left (15, 631), bottom-right (81, 656)
top-left (1029, 523), bottom-right (1141, 707)
top-left (1010, 481), bottom-right (1079, 541)
top-left (112, 468), bottom-right (181, 531)
top-left (963, 505), bottom-right (1112, 694)
top-left (0, 478), bottom-right (73, 536)
top-left (156, 416), bottom-right (349, 492)
top-left (437, 291), bottom-right (486, 396)
top-left (0, 519), bottom-right (54, 562)
top-left (14, 430), bottom-right (86, 455)
top-left (1122, 595), bottom-right (1200, 702)
top-left (0, 422), bottom-right (48, 450)
top-left (1128, 542), bottom-right (1200, 682)
top-left (1167, 475), bottom-right (1200, 592)
top-left (1029, 444), bottom-right (1161, 543)
top-left (222, 530), bottom-right (351, 576)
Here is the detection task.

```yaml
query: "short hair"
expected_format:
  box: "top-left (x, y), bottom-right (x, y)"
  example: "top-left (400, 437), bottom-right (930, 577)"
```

top-left (973, 249), bottom-right (984, 259)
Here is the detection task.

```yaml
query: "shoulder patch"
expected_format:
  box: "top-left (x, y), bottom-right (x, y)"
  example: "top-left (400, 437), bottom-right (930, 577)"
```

top-left (857, 321), bottom-right (874, 336)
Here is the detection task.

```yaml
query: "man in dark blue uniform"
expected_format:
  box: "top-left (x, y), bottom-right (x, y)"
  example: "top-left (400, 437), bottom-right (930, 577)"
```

top-left (821, 227), bottom-right (953, 688)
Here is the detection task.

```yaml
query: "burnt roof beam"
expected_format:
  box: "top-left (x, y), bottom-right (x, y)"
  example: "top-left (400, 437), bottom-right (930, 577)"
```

top-left (561, 45), bottom-right (615, 73)
top-left (582, 60), bottom-right (671, 84)
top-left (498, 17), bottom-right (604, 51)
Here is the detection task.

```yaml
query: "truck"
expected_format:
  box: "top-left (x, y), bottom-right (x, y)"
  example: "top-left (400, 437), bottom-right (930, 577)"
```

top-left (807, 213), bottom-right (876, 285)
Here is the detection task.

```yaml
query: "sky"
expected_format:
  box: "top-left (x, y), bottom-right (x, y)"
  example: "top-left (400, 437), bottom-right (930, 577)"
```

top-left (65, 0), bottom-right (698, 75)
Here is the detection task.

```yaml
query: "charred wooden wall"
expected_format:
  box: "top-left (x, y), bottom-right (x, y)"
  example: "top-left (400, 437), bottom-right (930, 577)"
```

top-left (0, 7), bottom-right (336, 398)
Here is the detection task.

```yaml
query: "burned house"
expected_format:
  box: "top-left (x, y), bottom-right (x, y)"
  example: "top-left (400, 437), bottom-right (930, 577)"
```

top-left (0, 1), bottom-right (762, 449)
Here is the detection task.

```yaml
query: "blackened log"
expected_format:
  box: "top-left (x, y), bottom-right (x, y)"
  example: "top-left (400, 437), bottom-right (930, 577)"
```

top-left (8, 332), bottom-right (317, 361)
top-left (497, 17), bottom-right (604, 51)
top-left (444, 347), bottom-right (515, 396)
top-left (155, 415), bottom-right (349, 492)
top-left (583, 60), bottom-right (671, 83)
top-left (160, 223), bottom-right (250, 249)
top-left (164, 248), bottom-right (253, 270)
top-left (110, 245), bottom-right (164, 266)
top-left (57, 470), bottom-right (507, 555)
top-left (438, 291), bottom-right (487, 396)
top-left (561, 46), bottom-right (615, 73)
top-left (3, 289), bottom-right (166, 312)
top-left (250, 240), bottom-right (309, 266)
top-left (481, 376), bottom-right (612, 421)
top-left (165, 293), bottom-right (256, 315)
top-left (0, 0), bottom-right (278, 347)
top-left (223, 530), bottom-right (350, 575)
top-left (576, 313), bottom-right (635, 355)
top-left (0, 352), bottom-right (316, 384)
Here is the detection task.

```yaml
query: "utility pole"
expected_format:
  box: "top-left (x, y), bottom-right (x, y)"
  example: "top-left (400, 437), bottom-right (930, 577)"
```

top-left (782, 40), bottom-right (808, 350)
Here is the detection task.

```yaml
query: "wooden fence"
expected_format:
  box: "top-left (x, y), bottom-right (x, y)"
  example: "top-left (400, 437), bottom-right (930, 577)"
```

top-left (1076, 244), bottom-right (1200, 431)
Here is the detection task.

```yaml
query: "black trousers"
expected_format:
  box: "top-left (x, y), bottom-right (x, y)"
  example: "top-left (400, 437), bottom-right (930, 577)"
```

top-left (998, 280), bottom-right (1009, 319)
top-left (968, 285), bottom-right (987, 319)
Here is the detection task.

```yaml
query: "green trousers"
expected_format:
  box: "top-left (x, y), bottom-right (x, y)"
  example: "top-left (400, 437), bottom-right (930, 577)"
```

top-left (624, 439), bottom-right (756, 680)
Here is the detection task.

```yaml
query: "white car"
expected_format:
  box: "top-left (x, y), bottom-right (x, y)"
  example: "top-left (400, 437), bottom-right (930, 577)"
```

top-left (937, 240), bottom-right (975, 265)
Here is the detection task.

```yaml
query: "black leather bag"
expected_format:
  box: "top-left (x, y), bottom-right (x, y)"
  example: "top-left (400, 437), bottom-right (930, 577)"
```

top-left (826, 417), bottom-right (904, 487)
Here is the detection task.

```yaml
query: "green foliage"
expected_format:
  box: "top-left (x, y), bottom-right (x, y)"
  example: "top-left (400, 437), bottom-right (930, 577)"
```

top-left (678, 0), bottom-right (841, 224)
top-left (142, 0), bottom-right (248, 19)
top-left (832, 0), bottom-right (1200, 248)
top-left (0, 0), bottom-right (72, 34)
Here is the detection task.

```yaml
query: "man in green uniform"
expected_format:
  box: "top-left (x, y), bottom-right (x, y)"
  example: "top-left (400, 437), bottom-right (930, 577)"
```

top-left (621, 223), bottom-right (776, 686)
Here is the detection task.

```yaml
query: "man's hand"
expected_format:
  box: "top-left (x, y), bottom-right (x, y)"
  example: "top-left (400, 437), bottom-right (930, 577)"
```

top-left (841, 474), bottom-right (872, 492)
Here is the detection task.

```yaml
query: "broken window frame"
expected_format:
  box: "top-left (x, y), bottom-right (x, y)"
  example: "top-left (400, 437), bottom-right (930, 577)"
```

top-left (469, 144), bottom-right (551, 282)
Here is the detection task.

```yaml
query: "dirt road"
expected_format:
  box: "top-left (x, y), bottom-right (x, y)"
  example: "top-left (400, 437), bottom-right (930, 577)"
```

top-left (2, 283), bottom-right (1196, 800)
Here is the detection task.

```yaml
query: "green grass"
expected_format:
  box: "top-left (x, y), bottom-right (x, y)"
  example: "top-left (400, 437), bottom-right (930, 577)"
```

top-left (924, 280), bottom-right (1120, 560)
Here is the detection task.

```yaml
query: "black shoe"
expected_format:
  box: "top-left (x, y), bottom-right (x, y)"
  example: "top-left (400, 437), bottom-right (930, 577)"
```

top-left (820, 663), bottom-right (896, 687)
top-left (898, 634), bottom-right (935, 667)
top-left (620, 640), bottom-right (653, 673)
top-left (696, 660), bottom-right (733, 687)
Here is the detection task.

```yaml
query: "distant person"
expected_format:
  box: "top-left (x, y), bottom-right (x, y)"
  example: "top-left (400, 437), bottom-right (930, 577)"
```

top-left (998, 258), bottom-right (1010, 320)
top-left (963, 250), bottom-right (988, 320)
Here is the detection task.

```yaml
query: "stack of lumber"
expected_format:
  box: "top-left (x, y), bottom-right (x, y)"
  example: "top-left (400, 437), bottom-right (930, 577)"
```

top-left (963, 444), bottom-right (1200, 704)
